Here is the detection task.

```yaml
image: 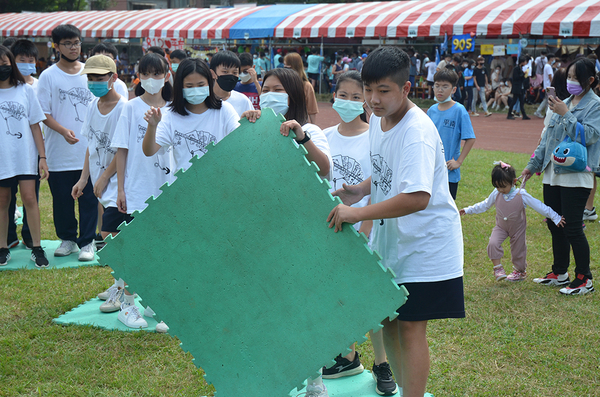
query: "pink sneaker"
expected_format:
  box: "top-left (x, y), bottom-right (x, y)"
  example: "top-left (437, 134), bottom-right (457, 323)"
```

top-left (494, 265), bottom-right (507, 281)
top-left (507, 270), bottom-right (527, 282)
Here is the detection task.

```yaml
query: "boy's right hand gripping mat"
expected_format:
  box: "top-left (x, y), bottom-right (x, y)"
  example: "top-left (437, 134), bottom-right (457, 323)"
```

top-left (99, 109), bottom-right (408, 397)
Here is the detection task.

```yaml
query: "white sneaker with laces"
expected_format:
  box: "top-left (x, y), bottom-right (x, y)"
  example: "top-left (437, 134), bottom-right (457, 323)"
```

top-left (98, 279), bottom-right (125, 300)
top-left (118, 303), bottom-right (148, 329)
top-left (302, 383), bottom-right (329, 397)
top-left (78, 242), bottom-right (96, 261)
top-left (54, 240), bottom-right (79, 257)
top-left (583, 207), bottom-right (597, 221)
top-left (100, 286), bottom-right (124, 312)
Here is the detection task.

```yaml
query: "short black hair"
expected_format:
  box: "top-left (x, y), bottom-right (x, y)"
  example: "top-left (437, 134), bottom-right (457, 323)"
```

top-left (52, 24), bottom-right (81, 44)
top-left (2, 37), bottom-right (16, 48)
top-left (210, 50), bottom-right (240, 71)
top-left (170, 49), bottom-right (187, 62)
top-left (0, 45), bottom-right (25, 86)
top-left (546, 53), bottom-right (556, 60)
top-left (239, 52), bottom-right (253, 67)
top-left (147, 46), bottom-right (165, 57)
top-left (453, 56), bottom-right (462, 64)
top-left (491, 163), bottom-right (516, 189)
top-left (361, 46), bottom-right (409, 88)
top-left (10, 39), bottom-right (38, 60)
top-left (170, 58), bottom-right (221, 116)
top-left (434, 68), bottom-right (459, 87)
top-left (567, 57), bottom-right (598, 92)
top-left (135, 53), bottom-right (172, 101)
top-left (92, 43), bottom-right (118, 59)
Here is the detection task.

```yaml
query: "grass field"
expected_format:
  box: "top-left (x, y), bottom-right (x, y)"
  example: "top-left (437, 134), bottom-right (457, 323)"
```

top-left (1, 149), bottom-right (598, 396)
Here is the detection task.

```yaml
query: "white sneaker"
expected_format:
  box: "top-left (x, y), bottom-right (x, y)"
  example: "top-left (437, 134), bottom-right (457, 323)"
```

top-left (583, 207), bottom-right (598, 221)
top-left (534, 111), bottom-right (544, 119)
top-left (78, 242), bottom-right (96, 261)
top-left (97, 279), bottom-right (124, 300)
top-left (155, 321), bottom-right (169, 333)
top-left (99, 286), bottom-right (124, 313)
top-left (54, 240), bottom-right (78, 257)
top-left (14, 207), bottom-right (22, 222)
top-left (118, 303), bottom-right (148, 329)
top-left (304, 383), bottom-right (328, 397)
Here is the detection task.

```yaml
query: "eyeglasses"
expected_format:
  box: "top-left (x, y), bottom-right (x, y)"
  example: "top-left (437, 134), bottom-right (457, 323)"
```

top-left (433, 84), bottom-right (452, 91)
top-left (59, 41), bottom-right (82, 49)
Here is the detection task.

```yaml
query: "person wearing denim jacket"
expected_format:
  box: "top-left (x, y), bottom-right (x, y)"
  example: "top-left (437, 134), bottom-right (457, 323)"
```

top-left (521, 57), bottom-right (599, 296)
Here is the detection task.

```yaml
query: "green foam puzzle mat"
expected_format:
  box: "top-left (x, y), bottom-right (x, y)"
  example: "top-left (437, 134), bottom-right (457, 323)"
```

top-left (0, 240), bottom-right (102, 271)
top-left (290, 371), bottom-right (433, 397)
top-left (99, 109), bottom-right (408, 397)
top-left (53, 296), bottom-right (167, 333)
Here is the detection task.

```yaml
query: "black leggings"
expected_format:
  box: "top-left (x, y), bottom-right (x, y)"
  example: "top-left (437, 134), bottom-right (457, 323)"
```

top-left (508, 92), bottom-right (527, 117)
top-left (464, 86), bottom-right (473, 111)
top-left (543, 184), bottom-right (592, 278)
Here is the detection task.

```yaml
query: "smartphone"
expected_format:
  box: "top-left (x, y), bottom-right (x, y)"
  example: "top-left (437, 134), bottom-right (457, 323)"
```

top-left (547, 86), bottom-right (557, 101)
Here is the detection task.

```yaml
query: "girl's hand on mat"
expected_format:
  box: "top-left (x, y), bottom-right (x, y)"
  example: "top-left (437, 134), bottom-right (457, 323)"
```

top-left (38, 158), bottom-right (49, 181)
top-left (327, 203), bottom-right (359, 233)
top-left (332, 183), bottom-right (364, 206)
top-left (241, 110), bottom-right (261, 123)
top-left (62, 129), bottom-right (79, 145)
top-left (71, 179), bottom-right (87, 200)
top-left (144, 107), bottom-right (162, 127)
top-left (117, 191), bottom-right (127, 214)
top-left (280, 120), bottom-right (303, 139)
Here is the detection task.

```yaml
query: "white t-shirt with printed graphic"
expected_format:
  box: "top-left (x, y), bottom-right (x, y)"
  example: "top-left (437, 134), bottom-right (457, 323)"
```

top-left (0, 83), bottom-right (47, 180)
top-left (303, 123), bottom-right (333, 182)
top-left (155, 101), bottom-right (240, 172)
top-left (80, 96), bottom-right (127, 208)
top-left (37, 63), bottom-right (94, 171)
top-left (114, 78), bottom-right (129, 101)
top-left (111, 97), bottom-right (174, 214)
top-left (369, 107), bottom-right (463, 284)
top-left (323, 124), bottom-right (370, 230)
top-left (225, 90), bottom-right (253, 116)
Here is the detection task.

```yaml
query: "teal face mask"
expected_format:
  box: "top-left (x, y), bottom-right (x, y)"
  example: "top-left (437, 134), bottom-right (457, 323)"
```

top-left (87, 80), bottom-right (112, 98)
top-left (172, 63), bottom-right (179, 73)
top-left (183, 86), bottom-right (210, 105)
top-left (332, 98), bottom-right (364, 123)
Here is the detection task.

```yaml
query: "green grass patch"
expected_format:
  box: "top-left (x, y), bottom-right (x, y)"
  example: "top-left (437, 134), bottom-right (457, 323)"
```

top-left (1, 149), bottom-right (598, 396)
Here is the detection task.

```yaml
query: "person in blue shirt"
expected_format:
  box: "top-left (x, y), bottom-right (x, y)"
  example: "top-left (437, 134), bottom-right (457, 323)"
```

top-left (463, 59), bottom-right (476, 115)
top-left (306, 48), bottom-right (324, 90)
top-left (427, 68), bottom-right (476, 200)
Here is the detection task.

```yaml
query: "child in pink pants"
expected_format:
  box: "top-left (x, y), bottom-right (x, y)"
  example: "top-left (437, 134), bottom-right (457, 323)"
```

top-left (460, 162), bottom-right (565, 281)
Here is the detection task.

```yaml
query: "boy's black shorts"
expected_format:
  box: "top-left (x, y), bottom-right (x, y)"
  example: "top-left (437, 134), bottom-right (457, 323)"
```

top-left (395, 276), bottom-right (465, 321)
top-left (0, 174), bottom-right (37, 188)
top-left (101, 206), bottom-right (133, 234)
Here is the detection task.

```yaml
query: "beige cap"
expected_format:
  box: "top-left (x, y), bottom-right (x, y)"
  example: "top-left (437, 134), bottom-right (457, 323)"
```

top-left (81, 54), bottom-right (116, 75)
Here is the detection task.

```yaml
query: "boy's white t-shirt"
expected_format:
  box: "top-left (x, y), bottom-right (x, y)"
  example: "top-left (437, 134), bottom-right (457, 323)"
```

top-left (155, 101), bottom-right (240, 172)
top-left (303, 123), bottom-right (333, 182)
top-left (0, 83), bottom-right (47, 180)
top-left (37, 63), bottom-right (94, 172)
top-left (112, 97), bottom-right (174, 214)
top-left (323, 124), bottom-right (370, 230)
top-left (369, 107), bottom-right (463, 284)
top-left (225, 90), bottom-right (254, 116)
top-left (80, 96), bottom-right (127, 208)
top-left (114, 78), bottom-right (129, 101)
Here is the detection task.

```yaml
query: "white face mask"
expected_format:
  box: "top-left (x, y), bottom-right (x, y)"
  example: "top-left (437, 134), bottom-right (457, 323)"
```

top-left (332, 98), bottom-right (364, 123)
top-left (259, 92), bottom-right (289, 117)
top-left (240, 72), bottom-right (252, 83)
top-left (140, 77), bottom-right (165, 95)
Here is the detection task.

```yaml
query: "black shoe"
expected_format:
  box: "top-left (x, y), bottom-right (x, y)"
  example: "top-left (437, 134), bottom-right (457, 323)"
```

top-left (31, 247), bottom-right (49, 268)
top-left (372, 362), bottom-right (398, 396)
top-left (507, 115), bottom-right (515, 119)
top-left (95, 233), bottom-right (106, 250)
top-left (0, 247), bottom-right (10, 266)
top-left (523, 116), bottom-right (531, 120)
top-left (322, 352), bottom-right (364, 379)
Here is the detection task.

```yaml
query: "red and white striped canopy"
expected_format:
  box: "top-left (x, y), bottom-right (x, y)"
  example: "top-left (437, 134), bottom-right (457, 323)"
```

top-left (0, 6), bottom-right (265, 39)
top-left (273, 0), bottom-right (600, 38)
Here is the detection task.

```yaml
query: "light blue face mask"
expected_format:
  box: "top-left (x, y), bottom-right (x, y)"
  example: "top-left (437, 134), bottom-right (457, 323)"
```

top-left (259, 92), bottom-right (289, 117)
top-left (171, 63), bottom-right (179, 73)
top-left (434, 94), bottom-right (452, 104)
top-left (183, 86), bottom-right (210, 105)
top-left (17, 63), bottom-right (36, 76)
top-left (87, 80), bottom-right (112, 98)
top-left (332, 98), bottom-right (364, 123)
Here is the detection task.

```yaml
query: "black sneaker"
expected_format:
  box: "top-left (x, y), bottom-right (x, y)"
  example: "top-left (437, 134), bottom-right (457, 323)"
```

top-left (23, 238), bottom-right (33, 250)
top-left (322, 352), bottom-right (364, 379)
top-left (372, 362), bottom-right (398, 396)
top-left (95, 233), bottom-right (106, 250)
top-left (0, 248), bottom-right (10, 266)
top-left (31, 247), bottom-right (49, 268)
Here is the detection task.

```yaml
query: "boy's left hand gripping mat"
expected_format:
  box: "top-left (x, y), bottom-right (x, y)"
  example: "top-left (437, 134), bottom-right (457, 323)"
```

top-left (99, 110), bottom-right (407, 397)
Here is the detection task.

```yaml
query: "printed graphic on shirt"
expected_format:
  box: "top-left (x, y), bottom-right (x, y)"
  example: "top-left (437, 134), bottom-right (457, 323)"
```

top-left (154, 155), bottom-right (170, 175)
top-left (137, 124), bottom-right (146, 142)
top-left (174, 129), bottom-right (216, 156)
top-left (331, 155), bottom-right (364, 190)
top-left (443, 119), bottom-right (456, 129)
top-left (0, 101), bottom-right (27, 139)
top-left (371, 154), bottom-right (392, 196)
top-left (88, 127), bottom-right (116, 170)
top-left (58, 87), bottom-right (93, 123)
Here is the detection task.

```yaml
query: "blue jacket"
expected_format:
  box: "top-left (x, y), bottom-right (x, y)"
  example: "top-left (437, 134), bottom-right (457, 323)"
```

top-left (527, 89), bottom-right (600, 174)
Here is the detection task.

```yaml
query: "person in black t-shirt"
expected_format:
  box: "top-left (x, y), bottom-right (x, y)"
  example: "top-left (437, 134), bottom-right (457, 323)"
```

top-left (473, 56), bottom-right (492, 116)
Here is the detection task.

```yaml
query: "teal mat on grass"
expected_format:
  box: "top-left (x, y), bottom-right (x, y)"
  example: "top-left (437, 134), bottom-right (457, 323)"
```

top-left (53, 296), bottom-right (167, 333)
top-left (290, 371), bottom-right (433, 397)
top-left (0, 240), bottom-right (103, 271)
